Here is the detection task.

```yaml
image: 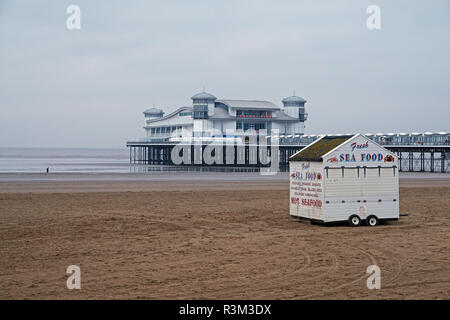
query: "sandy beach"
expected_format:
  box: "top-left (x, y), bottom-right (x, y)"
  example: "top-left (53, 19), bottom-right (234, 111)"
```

top-left (0, 173), bottom-right (449, 299)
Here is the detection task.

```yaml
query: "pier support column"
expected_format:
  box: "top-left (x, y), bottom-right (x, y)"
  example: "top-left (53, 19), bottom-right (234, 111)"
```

top-left (245, 145), bottom-right (249, 166)
top-left (430, 151), bottom-right (434, 172)
top-left (409, 152), bottom-right (413, 172)
top-left (158, 147), bottom-right (162, 165)
top-left (150, 146), bottom-right (154, 164)
top-left (420, 151), bottom-right (424, 172)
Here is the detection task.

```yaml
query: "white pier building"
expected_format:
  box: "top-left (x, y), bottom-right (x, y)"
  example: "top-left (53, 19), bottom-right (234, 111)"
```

top-left (143, 91), bottom-right (308, 141)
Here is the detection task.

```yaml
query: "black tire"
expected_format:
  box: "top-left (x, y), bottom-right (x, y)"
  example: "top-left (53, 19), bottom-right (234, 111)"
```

top-left (366, 215), bottom-right (378, 227)
top-left (348, 215), bottom-right (361, 227)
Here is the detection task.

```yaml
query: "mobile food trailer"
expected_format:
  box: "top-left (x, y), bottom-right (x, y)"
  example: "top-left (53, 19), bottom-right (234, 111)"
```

top-left (289, 134), bottom-right (399, 226)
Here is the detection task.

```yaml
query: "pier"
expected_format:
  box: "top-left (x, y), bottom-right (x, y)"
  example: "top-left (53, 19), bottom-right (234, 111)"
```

top-left (127, 133), bottom-right (450, 173)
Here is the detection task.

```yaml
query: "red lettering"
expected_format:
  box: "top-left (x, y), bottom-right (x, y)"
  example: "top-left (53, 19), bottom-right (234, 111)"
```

top-left (301, 199), bottom-right (322, 208)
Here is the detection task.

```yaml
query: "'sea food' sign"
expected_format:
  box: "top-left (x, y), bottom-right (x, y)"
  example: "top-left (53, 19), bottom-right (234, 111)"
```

top-left (325, 140), bottom-right (395, 166)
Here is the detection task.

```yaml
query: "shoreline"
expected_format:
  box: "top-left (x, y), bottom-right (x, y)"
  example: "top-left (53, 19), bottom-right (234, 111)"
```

top-left (0, 172), bottom-right (449, 193)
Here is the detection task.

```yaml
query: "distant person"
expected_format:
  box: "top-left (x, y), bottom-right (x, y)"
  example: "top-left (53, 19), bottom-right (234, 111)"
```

top-left (46, 167), bottom-right (49, 173)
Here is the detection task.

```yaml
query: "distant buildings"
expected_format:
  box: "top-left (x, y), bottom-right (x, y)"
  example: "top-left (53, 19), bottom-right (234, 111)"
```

top-left (142, 91), bottom-right (308, 141)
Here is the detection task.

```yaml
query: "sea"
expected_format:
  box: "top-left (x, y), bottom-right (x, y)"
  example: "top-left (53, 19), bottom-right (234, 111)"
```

top-left (0, 147), bottom-right (448, 174)
top-left (0, 147), bottom-right (261, 174)
top-left (0, 147), bottom-right (131, 173)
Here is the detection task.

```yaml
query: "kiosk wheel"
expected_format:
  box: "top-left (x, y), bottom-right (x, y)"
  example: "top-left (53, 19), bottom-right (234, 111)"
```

top-left (366, 215), bottom-right (378, 227)
top-left (348, 215), bottom-right (361, 227)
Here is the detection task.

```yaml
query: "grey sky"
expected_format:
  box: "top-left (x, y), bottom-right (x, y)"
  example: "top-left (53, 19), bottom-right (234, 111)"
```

top-left (0, 0), bottom-right (449, 148)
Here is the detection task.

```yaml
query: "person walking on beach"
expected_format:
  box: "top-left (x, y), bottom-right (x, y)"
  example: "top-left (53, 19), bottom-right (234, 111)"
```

top-left (46, 167), bottom-right (49, 174)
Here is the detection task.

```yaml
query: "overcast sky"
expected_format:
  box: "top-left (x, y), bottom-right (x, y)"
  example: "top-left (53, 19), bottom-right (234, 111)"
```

top-left (0, 0), bottom-right (449, 148)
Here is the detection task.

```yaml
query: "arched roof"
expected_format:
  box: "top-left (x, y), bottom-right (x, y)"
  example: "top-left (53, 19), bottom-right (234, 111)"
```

top-left (145, 106), bottom-right (192, 124)
top-left (191, 91), bottom-right (217, 100)
top-left (216, 99), bottom-right (279, 110)
top-left (282, 95), bottom-right (306, 104)
top-left (143, 107), bottom-right (164, 115)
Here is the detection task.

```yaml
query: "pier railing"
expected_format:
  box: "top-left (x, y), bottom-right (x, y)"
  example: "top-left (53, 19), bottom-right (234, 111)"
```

top-left (130, 132), bottom-right (450, 147)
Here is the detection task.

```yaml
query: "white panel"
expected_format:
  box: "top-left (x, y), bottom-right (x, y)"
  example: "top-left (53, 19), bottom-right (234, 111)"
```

top-left (222, 120), bottom-right (236, 132)
top-left (290, 161), bottom-right (324, 220)
top-left (271, 122), bottom-right (285, 132)
top-left (323, 166), bottom-right (399, 222)
top-left (284, 107), bottom-right (298, 118)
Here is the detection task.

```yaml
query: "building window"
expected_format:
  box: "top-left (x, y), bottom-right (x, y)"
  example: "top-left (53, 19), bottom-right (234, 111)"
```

top-left (193, 112), bottom-right (208, 119)
top-left (298, 108), bottom-right (307, 121)
top-left (193, 99), bottom-right (212, 104)
top-left (179, 112), bottom-right (192, 117)
top-left (284, 101), bottom-right (303, 107)
top-left (193, 105), bottom-right (208, 119)
top-left (236, 121), bottom-right (266, 132)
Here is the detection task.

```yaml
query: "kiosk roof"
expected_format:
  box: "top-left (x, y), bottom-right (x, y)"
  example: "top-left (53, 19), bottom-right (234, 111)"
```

top-left (290, 135), bottom-right (353, 162)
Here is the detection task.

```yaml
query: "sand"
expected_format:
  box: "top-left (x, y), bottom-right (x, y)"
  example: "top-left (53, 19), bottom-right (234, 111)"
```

top-left (0, 173), bottom-right (449, 299)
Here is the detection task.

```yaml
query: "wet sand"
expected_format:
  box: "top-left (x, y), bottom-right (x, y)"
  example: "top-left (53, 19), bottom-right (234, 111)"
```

top-left (1, 172), bottom-right (449, 193)
top-left (0, 173), bottom-right (449, 299)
